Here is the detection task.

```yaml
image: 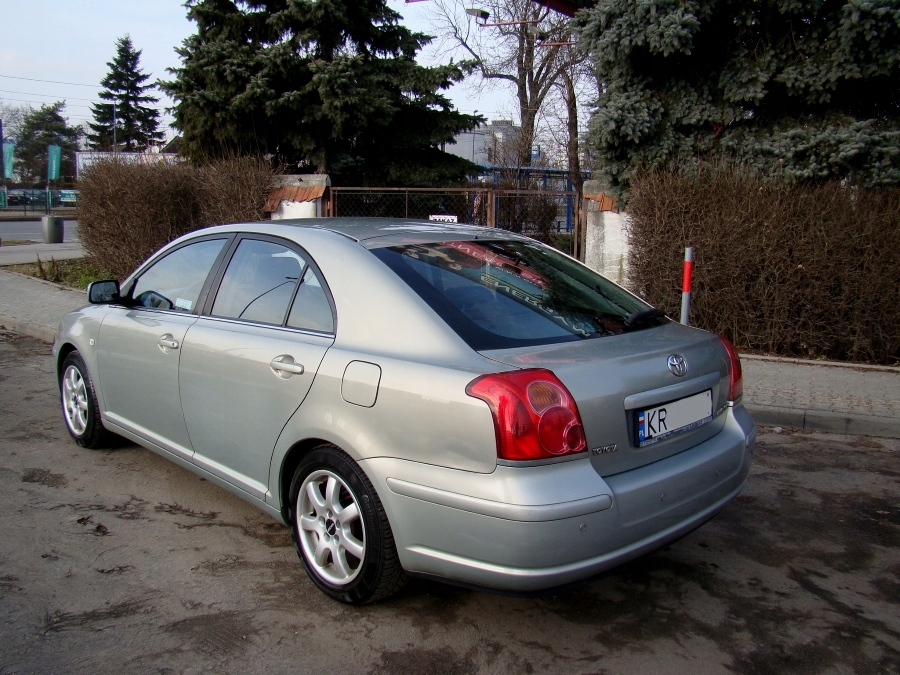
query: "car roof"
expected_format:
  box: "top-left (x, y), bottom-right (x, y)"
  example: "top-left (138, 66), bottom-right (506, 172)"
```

top-left (279, 217), bottom-right (514, 241)
top-left (198, 217), bottom-right (528, 249)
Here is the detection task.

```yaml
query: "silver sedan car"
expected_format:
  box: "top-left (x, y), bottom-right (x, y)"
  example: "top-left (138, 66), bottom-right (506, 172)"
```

top-left (54, 218), bottom-right (756, 604)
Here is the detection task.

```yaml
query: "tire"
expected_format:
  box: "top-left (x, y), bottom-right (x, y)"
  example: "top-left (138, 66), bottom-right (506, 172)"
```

top-left (289, 444), bottom-right (407, 604)
top-left (60, 351), bottom-right (111, 449)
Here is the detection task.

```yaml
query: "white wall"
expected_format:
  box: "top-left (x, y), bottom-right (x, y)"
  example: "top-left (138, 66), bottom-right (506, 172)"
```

top-left (582, 179), bottom-right (631, 288)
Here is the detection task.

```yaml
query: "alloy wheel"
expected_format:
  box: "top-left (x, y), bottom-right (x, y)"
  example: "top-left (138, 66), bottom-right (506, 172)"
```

top-left (62, 365), bottom-right (89, 436)
top-left (297, 469), bottom-right (367, 585)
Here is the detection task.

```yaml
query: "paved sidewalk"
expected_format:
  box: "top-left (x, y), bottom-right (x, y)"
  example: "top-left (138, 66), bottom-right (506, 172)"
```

top-left (0, 268), bottom-right (897, 438)
top-left (0, 269), bottom-right (86, 342)
top-left (742, 356), bottom-right (898, 438)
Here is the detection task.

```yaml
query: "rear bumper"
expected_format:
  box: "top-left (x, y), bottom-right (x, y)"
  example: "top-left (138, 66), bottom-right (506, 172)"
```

top-left (362, 404), bottom-right (756, 592)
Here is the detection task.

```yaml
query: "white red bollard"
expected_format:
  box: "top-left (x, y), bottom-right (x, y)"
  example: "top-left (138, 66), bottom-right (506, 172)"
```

top-left (680, 247), bottom-right (693, 325)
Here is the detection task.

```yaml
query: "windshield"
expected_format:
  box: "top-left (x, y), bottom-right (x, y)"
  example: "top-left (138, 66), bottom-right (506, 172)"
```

top-left (372, 239), bottom-right (668, 351)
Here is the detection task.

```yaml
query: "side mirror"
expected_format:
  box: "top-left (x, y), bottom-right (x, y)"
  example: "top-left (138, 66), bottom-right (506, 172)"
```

top-left (87, 280), bottom-right (120, 304)
top-left (135, 290), bottom-right (173, 310)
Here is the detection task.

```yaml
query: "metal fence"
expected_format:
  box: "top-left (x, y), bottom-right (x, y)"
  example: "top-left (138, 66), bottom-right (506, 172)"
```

top-left (0, 189), bottom-right (78, 213)
top-left (325, 187), bottom-right (581, 236)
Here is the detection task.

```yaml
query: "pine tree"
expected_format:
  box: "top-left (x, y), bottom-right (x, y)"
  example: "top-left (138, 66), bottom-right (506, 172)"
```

top-left (89, 35), bottom-right (164, 151)
top-left (15, 102), bottom-right (81, 185)
top-left (162, 0), bottom-right (480, 186)
top-left (576, 0), bottom-right (900, 197)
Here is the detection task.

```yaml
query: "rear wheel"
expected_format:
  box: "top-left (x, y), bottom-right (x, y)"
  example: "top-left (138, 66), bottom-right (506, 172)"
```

top-left (289, 445), bottom-right (407, 604)
top-left (60, 351), bottom-right (110, 449)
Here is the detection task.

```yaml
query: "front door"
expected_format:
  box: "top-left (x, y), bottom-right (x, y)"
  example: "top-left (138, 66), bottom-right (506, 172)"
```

top-left (96, 237), bottom-right (229, 458)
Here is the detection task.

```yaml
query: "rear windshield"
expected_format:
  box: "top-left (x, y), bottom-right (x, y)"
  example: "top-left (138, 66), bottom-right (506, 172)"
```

top-left (372, 239), bottom-right (667, 351)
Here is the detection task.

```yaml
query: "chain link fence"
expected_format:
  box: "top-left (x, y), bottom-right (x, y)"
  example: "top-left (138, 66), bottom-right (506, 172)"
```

top-left (327, 187), bottom-right (580, 238)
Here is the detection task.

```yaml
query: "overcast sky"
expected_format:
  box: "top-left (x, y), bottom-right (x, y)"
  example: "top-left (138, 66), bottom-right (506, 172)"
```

top-left (0, 0), bottom-right (511, 141)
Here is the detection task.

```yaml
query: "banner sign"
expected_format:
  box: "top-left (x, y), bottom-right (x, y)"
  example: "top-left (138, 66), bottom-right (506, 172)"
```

top-left (47, 144), bottom-right (61, 181)
top-left (2, 141), bottom-right (13, 179)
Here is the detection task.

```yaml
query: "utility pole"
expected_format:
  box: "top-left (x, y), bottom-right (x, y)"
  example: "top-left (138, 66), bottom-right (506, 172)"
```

top-left (112, 102), bottom-right (117, 154)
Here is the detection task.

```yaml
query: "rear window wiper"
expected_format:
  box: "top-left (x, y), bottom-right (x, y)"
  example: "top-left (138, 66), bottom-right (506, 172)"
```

top-left (624, 307), bottom-right (665, 327)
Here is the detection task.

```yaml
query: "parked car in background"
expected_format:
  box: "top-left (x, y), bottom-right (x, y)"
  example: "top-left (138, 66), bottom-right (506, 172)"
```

top-left (5, 190), bottom-right (27, 206)
top-left (53, 218), bottom-right (756, 604)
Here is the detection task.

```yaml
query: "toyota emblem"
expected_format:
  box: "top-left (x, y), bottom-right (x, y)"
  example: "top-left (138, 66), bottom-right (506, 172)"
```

top-left (667, 354), bottom-right (687, 377)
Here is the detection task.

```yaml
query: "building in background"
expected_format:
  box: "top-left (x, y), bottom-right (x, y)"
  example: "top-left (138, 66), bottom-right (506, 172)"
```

top-left (74, 148), bottom-right (180, 179)
top-left (445, 120), bottom-right (523, 167)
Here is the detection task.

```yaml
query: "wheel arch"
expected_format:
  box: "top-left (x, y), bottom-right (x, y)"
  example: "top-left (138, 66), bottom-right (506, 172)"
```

top-left (56, 342), bottom-right (79, 383)
top-left (277, 437), bottom-right (333, 522)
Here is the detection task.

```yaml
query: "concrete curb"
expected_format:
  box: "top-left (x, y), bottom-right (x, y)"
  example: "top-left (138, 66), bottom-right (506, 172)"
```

top-left (741, 353), bottom-right (898, 374)
top-left (0, 268), bottom-right (900, 438)
top-left (4, 314), bottom-right (894, 440)
top-left (0, 314), bottom-right (56, 344)
top-left (745, 404), bottom-right (900, 439)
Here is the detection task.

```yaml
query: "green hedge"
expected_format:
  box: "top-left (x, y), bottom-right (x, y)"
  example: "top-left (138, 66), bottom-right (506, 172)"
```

top-left (627, 167), bottom-right (900, 364)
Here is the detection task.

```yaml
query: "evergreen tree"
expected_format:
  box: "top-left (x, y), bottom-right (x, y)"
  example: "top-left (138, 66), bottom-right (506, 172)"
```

top-left (89, 35), bottom-right (164, 151)
top-left (576, 0), bottom-right (900, 197)
top-left (162, 0), bottom-right (480, 186)
top-left (15, 102), bottom-right (81, 185)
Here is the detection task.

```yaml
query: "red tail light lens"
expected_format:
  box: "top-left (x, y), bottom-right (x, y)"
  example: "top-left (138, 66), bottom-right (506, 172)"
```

top-left (719, 334), bottom-right (743, 401)
top-left (466, 369), bottom-right (587, 461)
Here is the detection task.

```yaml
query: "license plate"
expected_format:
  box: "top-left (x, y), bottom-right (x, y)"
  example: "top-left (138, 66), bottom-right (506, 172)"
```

top-left (637, 390), bottom-right (712, 447)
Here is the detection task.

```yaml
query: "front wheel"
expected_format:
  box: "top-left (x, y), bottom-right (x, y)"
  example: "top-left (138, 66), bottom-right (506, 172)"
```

top-left (289, 445), bottom-right (407, 604)
top-left (60, 351), bottom-right (110, 449)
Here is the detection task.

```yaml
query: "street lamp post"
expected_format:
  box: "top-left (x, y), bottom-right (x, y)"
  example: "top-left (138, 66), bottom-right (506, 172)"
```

top-left (472, 110), bottom-right (479, 165)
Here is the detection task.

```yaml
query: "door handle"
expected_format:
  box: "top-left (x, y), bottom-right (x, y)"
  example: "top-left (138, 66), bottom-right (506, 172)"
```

top-left (270, 355), bottom-right (305, 378)
top-left (158, 335), bottom-right (180, 351)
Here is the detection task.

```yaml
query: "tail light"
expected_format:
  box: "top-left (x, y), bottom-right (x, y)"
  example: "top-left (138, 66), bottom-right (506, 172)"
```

top-left (719, 334), bottom-right (743, 401)
top-left (466, 369), bottom-right (587, 461)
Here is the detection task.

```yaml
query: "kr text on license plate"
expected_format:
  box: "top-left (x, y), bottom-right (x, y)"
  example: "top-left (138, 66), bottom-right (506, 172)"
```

top-left (637, 390), bottom-right (712, 447)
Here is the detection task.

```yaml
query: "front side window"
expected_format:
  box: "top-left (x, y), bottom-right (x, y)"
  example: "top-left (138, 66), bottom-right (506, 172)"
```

top-left (372, 239), bottom-right (667, 351)
top-left (212, 239), bottom-right (304, 325)
top-left (131, 239), bottom-right (226, 312)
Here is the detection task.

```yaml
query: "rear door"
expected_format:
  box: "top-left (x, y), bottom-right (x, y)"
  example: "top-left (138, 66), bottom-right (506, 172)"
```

top-left (178, 235), bottom-right (335, 499)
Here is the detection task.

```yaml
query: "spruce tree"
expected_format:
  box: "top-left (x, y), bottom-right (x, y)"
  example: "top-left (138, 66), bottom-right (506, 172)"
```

top-left (576, 0), bottom-right (900, 197)
top-left (15, 102), bottom-right (81, 185)
top-left (89, 36), bottom-right (164, 151)
top-left (162, 0), bottom-right (480, 186)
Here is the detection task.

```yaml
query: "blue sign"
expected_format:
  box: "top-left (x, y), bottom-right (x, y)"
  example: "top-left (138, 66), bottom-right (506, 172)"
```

top-left (47, 144), bottom-right (61, 181)
top-left (2, 141), bottom-right (13, 179)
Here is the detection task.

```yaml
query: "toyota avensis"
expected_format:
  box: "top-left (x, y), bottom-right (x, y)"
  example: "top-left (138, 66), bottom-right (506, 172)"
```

top-left (54, 218), bottom-right (756, 604)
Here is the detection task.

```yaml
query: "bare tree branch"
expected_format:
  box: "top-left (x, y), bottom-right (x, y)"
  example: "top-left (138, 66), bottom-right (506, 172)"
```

top-left (427, 0), bottom-right (579, 168)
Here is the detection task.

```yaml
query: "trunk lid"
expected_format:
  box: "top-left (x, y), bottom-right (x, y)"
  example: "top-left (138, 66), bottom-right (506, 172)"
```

top-left (481, 322), bottom-right (731, 477)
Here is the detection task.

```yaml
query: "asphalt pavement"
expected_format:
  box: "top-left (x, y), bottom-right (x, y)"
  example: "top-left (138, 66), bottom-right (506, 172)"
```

top-left (0, 220), bottom-right (84, 265)
top-left (0, 266), bottom-right (896, 438)
top-left (0, 219), bottom-right (80, 241)
top-left (3, 330), bottom-right (896, 673)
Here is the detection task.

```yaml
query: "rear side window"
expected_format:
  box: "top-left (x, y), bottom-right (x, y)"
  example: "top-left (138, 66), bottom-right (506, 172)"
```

top-left (212, 239), bottom-right (303, 325)
top-left (286, 266), bottom-right (334, 333)
top-left (372, 240), bottom-right (665, 351)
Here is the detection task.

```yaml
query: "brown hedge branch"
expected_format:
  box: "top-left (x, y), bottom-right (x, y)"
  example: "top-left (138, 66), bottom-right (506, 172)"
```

top-left (76, 156), bottom-right (275, 280)
top-left (627, 166), bottom-right (900, 364)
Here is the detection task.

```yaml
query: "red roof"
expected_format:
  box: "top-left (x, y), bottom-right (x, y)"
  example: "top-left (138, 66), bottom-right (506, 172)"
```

top-left (264, 186), bottom-right (327, 212)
